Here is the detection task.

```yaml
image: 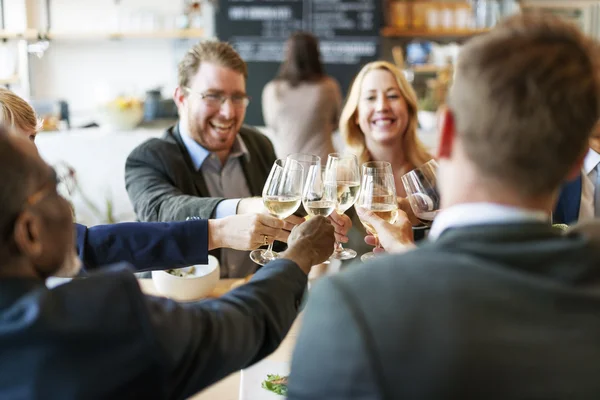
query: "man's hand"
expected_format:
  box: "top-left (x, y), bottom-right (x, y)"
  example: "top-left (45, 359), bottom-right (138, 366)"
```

top-left (236, 197), bottom-right (264, 215)
top-left (328, 212), bottom-right (351, 243)
top-left (398, 197), bottom-right (421, 226)
top-left (356, 207), bottom-right (416, 254)
top-left (208, 214), bottom-right (288, 250)
top-left (280, 216), bottom-right (335, 274)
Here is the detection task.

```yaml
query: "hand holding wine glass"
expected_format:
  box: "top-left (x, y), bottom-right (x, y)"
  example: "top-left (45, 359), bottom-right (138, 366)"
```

top-left (356, 161), bottom-right (399, 262)
top-left (250, 159), bottom-right (303, 266)
top-left (325, 153), bottom-right (360, 260)
top-left (401, 159), bottom-right (440, 227)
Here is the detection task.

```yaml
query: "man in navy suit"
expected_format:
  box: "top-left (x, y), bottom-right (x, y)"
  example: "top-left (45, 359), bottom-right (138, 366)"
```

top-left (0, 131), bottom-right (336, 399)
top-left (553, 124), bottom-right (600, 224)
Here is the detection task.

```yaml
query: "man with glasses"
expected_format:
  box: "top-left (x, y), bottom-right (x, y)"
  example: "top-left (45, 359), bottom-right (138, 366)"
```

top-left (0, 130), bottom-right (337, 398)
top-left (125, 41), bottom-right (341, 278)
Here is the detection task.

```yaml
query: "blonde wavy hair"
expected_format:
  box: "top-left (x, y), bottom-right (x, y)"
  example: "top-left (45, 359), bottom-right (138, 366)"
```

top-left (0, 88), bottom-right (42, 137)
top-left (340, 61), bottom-right (431, 167)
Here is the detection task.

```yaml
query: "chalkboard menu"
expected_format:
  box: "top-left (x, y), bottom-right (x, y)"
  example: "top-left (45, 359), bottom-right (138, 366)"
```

top-left (216, 0), bottom-right (382, 126)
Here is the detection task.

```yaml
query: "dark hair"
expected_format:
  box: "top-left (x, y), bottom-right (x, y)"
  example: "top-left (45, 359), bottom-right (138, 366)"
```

top-left (276, 32), bottom-right (324, 87)
top-left (0, 128), bottom-right (36, 256)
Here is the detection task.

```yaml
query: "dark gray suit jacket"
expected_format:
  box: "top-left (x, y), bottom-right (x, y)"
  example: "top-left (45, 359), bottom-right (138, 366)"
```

top-left (289, 221), bottom-right (600, 400)
top-left (0, 259), bottom-right (306, 400)
top-left (125, 123), bottom-right (276, 222)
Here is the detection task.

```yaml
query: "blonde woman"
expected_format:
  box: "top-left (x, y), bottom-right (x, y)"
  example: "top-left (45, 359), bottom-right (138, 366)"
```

top-left (340, 61), bottom-right (433, 249)
top-left (340, 61), bottom-right (432, 198)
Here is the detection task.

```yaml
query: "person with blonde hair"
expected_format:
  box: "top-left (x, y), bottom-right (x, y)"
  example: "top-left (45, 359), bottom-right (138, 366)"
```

top-left (340, 61), bottom-right (432, 197)
top-left (0, 88), bottom-right (42, 141)
top-left (339, 61), bottom-right (433, 251)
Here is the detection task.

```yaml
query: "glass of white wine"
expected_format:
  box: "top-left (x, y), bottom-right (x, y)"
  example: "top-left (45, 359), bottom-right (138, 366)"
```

top-left (357, 161), bottom-right (399, 262)
top-left (286, 153), bottom-right (321, 216)
top-left (303, 164), bottom-right (337, 217)
top-left (401, 159), bottom-right (440, 227)
top-left (325, 153), bottom-right (361, 260)
top-left (249, 159), bottom-right (304, 265)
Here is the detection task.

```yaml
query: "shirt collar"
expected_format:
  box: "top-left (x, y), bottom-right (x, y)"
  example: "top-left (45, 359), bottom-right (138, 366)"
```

top-left (178, 121), bottom-right (250, 171)
top-left (428, 203), bottom-right (550, 240)
top-left (583, 148), bottom-right (600, 175)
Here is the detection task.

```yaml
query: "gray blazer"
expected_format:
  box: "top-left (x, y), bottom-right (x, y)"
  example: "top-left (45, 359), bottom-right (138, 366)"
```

top-left (288, 221), bottom-right (600, 400)
top-left (125, 123), bottom-right (277, 222)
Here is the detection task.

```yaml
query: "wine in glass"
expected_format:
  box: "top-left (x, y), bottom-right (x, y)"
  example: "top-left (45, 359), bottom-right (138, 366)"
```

top-left (286, 153), bottom-right (321, 217)
top-left (249, 159), bottom-right (303, 265)
top-left (357, 161), bottom-right (398, 262)
top-left (325, 153), bottom-right (360, 260)
top-left (401, 159), bottom-right (440, 227)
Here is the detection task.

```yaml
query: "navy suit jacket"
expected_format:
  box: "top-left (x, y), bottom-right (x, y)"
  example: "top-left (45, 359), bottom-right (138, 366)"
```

top-left (553, 175), bottom-right (582, 225)
top-left (0, 260), bottom-right (306, 399)
top-left (75, 220), bottom-right (209, 273)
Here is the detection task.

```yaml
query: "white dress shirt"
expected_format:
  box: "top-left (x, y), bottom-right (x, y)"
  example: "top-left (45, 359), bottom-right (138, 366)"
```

top-left (579, 148), bottom-right (600, 220)
top-left (429, 203), bottom-right (550, 240)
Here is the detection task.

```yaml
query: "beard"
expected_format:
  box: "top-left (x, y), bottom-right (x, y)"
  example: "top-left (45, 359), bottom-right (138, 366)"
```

top-left (53, 250), bottom-right (82, 278)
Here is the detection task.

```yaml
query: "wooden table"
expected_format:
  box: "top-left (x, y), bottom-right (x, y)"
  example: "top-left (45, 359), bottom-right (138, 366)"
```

top-left (137, 262), bottom-right (337, 399)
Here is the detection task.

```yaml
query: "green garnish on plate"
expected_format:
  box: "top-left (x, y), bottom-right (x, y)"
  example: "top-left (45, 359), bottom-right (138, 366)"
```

top-left (262, 374), bottom-right (288, 396)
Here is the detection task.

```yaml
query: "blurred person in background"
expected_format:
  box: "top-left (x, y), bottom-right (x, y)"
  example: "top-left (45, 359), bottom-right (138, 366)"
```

top-left (262, 31), bottom-right (342, 161)
top-left (125, 40), bottom-right (350, 278)
top-left (554, 120), bottom-right (600, 224)
top-left (0, 87), bottom-right (294, 273)
top-left (289, 14), bottom-right (600, 399)
top-left (0, 130), bottom-right (336, 399)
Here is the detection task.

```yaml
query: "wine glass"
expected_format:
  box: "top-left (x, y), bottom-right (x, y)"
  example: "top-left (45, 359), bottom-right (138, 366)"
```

top-left (401, 159), bottom-right (440, 227)
top-left (324, 153), bottom-right (360, 260)
top-left (303, 164), bottom-right (337, 218)
top-left (286, 153), bottom-right (321, 217)
top-left (356, 161), bottom-right (398, 262)
top-left (249, 159), bottom-right (304, 265)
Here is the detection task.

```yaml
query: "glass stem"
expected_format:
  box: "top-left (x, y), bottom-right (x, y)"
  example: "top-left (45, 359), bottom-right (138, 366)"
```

top-left (265, 242), bottom-right (275, 257)
top-left (334, 241), bottom-right (344, 252)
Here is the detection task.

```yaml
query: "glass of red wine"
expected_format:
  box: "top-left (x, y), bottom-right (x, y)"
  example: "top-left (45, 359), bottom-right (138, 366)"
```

top-left (401, 159), bottom-right (440, 227)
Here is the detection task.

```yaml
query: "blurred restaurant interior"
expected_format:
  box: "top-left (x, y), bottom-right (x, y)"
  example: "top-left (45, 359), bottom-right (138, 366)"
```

top-left (1, 1), bottom-right (599, 399)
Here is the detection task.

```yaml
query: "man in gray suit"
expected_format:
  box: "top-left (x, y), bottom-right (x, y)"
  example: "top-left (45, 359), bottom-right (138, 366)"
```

top-left (125, 41), bottom-right (349, 278)
top-left (289, 14), bottom-right (600, 400)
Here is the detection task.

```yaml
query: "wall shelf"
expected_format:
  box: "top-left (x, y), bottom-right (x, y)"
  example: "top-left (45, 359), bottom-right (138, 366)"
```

top-left (0, 29), bottom-right (40, 40)
top-left (382, 27), bottom-right (490, 38)
top-left (44, 28), bottom-right (205, 40)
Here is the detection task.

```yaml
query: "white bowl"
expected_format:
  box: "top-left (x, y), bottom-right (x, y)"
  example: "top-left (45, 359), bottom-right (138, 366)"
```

top-left (151, 255), bottom-right (220, 301)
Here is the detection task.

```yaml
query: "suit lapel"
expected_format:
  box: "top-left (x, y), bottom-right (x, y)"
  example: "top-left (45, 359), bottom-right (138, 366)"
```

top-left (239, 131), bottom-right (266, 196)
top-left (170, 124), bottom-right (211, 197)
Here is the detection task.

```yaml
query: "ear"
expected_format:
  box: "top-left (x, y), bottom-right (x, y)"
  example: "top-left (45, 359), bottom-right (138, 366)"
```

top-left (565, 149), bottom-right (587, 181)
top-left (173, 86), bottom-right (187, 110)
top-left (13, 211), bottom-right (43, 258)
top-left (436, 108), bottom-right (456, 160)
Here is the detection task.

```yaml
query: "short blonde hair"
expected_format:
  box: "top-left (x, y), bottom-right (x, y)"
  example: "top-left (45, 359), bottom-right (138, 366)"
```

top-left (178, 41), bottom-right (247, 89)
top-left (340, 61), bottom-right (431, 166)
top-left (0, 88), bottom-right (42, 135)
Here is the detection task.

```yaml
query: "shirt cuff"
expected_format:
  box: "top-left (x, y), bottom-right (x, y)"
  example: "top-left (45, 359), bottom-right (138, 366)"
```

top-left (215, 199), bottom-right (241, 218)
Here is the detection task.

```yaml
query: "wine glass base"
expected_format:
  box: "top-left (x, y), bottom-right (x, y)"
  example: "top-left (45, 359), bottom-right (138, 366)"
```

top-left (329, 248), bottom-right (357, 261)
top-left (360, 252), bottom-right (377, 262)
top-left (250, 249), bottom-right (279, 266)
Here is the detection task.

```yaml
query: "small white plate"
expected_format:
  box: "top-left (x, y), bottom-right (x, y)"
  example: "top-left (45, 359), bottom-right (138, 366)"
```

top-left (239, 359), bottom-right (289, 400)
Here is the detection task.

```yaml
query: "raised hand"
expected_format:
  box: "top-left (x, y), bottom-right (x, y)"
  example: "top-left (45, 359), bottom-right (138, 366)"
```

top-left (281, 216), bottom-right (336, 274)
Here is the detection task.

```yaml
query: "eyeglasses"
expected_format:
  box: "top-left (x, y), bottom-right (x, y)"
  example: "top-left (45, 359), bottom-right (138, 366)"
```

top-left (183, 87), bottom-right (250, 108)
top-left (27, 166), bottom-right (76, 207)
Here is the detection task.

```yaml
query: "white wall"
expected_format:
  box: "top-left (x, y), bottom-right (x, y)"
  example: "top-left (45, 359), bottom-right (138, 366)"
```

top-left (27, 0), bottom-right (214, 124)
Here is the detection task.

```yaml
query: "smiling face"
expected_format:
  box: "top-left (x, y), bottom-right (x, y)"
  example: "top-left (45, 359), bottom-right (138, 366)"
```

top-left (356, 68), bottom-right (409, 146)
top-left (177, 62), bottom-right (246, 156)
